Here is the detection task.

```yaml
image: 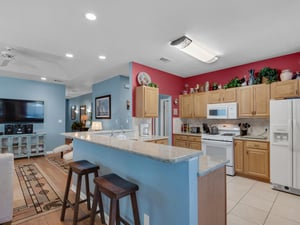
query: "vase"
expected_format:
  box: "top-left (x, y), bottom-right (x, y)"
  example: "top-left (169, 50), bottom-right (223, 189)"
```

top-left (248, 69), bottom-right (255, 85)
top-left (280, 69), bottom-right (293, 81)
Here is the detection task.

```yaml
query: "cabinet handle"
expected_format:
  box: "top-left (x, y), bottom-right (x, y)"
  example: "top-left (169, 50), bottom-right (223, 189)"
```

top-left (254, 144), bottom-right (259, 148)
top-left (246, 151), bottom-right (249, 154)
top-left (297, 89), bottom-right (299, 95)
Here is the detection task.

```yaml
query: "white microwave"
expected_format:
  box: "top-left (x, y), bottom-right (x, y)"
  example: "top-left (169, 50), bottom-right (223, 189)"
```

top-left (207, 102), bottom-right (238, 119)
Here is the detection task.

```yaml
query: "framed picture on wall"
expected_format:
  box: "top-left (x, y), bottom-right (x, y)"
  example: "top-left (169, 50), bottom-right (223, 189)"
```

top-left (71, 105), bottom-right (76, 120)
top-left (95, 95), bottom-right (111, 119)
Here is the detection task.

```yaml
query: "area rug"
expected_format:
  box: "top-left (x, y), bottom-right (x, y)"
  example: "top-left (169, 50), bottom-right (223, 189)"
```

top-left (46, 152), bottom-right (70, 174)
top-left (13, 163), bottom-right (63, 224)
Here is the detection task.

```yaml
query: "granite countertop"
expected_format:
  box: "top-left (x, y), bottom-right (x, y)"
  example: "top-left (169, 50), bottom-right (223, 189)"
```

top-left (62, 131), bottom-right (200, 163)
top-left (198, 153), bottom-right (228, 177)
top-left (173, 132), bottom-right (202, 137)
top-left (234, 135), bottom-right (269, 142)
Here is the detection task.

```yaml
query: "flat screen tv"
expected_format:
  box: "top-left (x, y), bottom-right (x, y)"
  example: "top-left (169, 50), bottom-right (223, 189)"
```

top-left (0, 98), bottom-right (44, 123)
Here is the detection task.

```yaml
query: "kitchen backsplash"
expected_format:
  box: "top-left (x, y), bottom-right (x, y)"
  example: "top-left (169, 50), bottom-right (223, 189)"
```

top-left (173, 118), bottom-right (269, 136)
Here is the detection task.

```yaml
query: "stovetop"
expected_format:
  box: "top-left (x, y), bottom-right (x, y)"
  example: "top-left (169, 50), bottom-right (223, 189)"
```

top-left (202, 124), bottom-right (240, 142)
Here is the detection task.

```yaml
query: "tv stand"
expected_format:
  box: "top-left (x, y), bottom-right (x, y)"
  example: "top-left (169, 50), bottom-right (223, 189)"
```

top-left (0, 133), bottom-right (46, 158)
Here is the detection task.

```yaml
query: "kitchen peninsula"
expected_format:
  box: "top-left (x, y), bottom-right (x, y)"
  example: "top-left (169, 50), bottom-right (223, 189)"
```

top-left (63, 131), bottom-right (227, 225)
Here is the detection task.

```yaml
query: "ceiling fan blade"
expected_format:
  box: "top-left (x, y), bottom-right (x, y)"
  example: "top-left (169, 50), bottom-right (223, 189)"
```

top-left (0, 59), bottom-right (10, 66)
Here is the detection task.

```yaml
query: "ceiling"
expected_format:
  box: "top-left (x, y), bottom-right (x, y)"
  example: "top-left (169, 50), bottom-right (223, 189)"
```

top-left (0, 0), bottom-right (299, 98)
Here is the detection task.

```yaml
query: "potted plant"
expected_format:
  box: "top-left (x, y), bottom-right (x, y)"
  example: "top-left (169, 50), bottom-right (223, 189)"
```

top-left (71, 121), bottom-right (83, 131)
top-left (257, 67), bottom-right (278, 84)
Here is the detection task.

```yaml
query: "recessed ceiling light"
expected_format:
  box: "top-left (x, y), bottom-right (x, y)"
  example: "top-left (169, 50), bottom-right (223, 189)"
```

top-left (65, 53), bottom-right (74, 58)
top-left (98, 55), bottom-right (106, 60)
top-left (41, 77), bottom-right (47, 81)
top-left (85, 13), bottom-right (97, 21)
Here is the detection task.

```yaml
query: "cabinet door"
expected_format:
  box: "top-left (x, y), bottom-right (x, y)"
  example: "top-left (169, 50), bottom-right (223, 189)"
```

top-left (234, 140), bottom-right (244, 173)
top-left (237, 86), bottom-right (253, 117)
top-left (194, 92), bottom-right (207, 118)
top-left (253, 84), bottom-right (270, 117)
top-left (207, 90), bottom-right (222, 103)
top-left (244, 147), bottom-right (270, 179)
top-left (189, 141), bottom-right (201, 150)
top-left (223, 88), bottom-right (236, 102)
top-left (144, 87), bottom-right (159, 117)
top-left (179, 94), bottom-right (194, 118)
top-left (271, 80), bottom-right (299, 99)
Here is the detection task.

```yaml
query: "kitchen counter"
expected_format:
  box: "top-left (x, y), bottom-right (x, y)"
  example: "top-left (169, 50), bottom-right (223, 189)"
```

top-left (234, 135), bottom-right (269, 142)
top-left (173, 132), bottom-right (202, 137)
top-left (63, 131), bottom-right (200, 163)
top-left (198, 154), bottom-right (228, 177)
top-left (62, 131), bottom-right (226, 225)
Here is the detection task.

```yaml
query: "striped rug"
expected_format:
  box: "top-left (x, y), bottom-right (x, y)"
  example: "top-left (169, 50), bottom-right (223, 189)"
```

top-left (13, 163), bottom-right (62, 224)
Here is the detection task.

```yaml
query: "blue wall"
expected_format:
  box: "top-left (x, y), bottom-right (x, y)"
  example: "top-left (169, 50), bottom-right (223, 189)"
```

top-left (73, 139), bottom-right (198, 225)
top-left (66, 93), bottom-right (92, 132)
top-left (0, 76), bottom-right (66, 151)
top-left (92, 75), bottom-right (132, 130)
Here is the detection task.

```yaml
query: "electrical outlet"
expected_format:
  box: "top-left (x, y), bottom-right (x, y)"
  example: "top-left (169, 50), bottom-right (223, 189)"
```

top-left (144, 213), bottom-right (149, 225)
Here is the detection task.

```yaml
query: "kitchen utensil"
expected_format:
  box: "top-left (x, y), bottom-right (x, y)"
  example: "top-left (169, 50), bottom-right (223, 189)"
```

top-left (202, 123), bottom-right (210, 134)
top-left (210, 126), bottom-right (219, 135)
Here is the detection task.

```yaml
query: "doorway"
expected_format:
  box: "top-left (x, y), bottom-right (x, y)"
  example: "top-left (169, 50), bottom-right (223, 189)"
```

top-left (156, 95), bottom-right (172, 145)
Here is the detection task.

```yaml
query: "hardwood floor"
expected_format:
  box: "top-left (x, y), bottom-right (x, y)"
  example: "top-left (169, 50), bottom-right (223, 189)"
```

top-left (13, 156), bottom-right (104, 225)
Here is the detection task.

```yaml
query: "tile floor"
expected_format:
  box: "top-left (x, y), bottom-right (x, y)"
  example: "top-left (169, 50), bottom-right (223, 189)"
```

top-left (227, 176), bottom-right (300, 225)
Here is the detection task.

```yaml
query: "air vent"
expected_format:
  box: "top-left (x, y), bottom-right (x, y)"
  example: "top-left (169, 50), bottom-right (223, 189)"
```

top-left (159, 57), bottom-right (170, 63)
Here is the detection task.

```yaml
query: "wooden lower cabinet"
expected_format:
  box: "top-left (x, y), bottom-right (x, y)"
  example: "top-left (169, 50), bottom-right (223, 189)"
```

top-left (173, 134), bottom-right (201, 150)
top-left (198, 166), bottom-right (226, 225)
top-left (146, 138), bottom-right (168, 145)
top-left (234, 139), bottom-right (269, 181)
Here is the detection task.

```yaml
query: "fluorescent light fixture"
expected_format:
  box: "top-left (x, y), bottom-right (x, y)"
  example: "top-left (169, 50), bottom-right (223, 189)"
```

top-left (65, 53), bottom-right (74, 58)
top-left (98, 55), bottom-right (106, 60)
top-left (170, 35), bottom-right (218, 63)
top-left (41, 77), bottom-right (47, 81)
top-left (85, 13), bottom-right (97, 21)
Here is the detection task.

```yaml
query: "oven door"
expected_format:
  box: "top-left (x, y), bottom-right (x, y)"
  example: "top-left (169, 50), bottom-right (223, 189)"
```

top-left (202, 139), bottom-right (235, 175)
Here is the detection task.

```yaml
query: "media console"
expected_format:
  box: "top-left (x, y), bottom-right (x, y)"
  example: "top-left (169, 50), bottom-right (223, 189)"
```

top-left (0, 133), bottom-right (46, 158)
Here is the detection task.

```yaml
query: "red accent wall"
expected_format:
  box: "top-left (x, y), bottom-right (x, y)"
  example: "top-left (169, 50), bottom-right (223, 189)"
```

top-left (132, 52), bottom-right (300, 117)
top-left (185, 52), bottom-right (300, 90)
top-left (132, 62), bottom-right (184, 117)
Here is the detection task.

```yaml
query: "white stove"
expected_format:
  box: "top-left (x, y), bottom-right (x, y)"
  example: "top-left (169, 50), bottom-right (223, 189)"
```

top-left (202, 124), bottom-right (240, 176)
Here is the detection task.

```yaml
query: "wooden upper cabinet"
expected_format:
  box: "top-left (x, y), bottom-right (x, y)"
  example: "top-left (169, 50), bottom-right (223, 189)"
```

top-left (179, 94), bottom-right (194, 118)
top-left (253, 84), bottom-right (270, 117)
top-left (207, 89), bottom-right (236, 103)
top-left (271, 79), bottom-right (300, 99)
top-left (237, 84), bottom-right (270, 118)
top-left (194, 92), bottom-right (207, 118)
top-left (135, 86), bottom-right (159, 118)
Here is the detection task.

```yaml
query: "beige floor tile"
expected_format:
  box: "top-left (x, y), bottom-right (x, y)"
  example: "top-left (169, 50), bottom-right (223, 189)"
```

top-left (271, 197), bottom-right (300, 223)
top-left (231, 202), bottom-right (269, 225)
top-left (265, 214), bottom-right (300, 225)
top-left (230, 176), bottom-right (257, 188)
top-left (226, 175), bottom-right (235, 183)
top-left (276, 191), bottom-right (300, 208)
top-left (240, 192), bottom-right (274, 212)
top-left (227, 199), bottom-right (238, 213)
top-left (227, 182), bottom-right (251, 202)
top-left (227, 213), bottom-right (258, 225)
top-left (248, 182), bottom-right (279, 202)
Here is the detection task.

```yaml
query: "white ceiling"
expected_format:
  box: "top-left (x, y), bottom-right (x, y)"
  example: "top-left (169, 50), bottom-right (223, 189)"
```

top-left (0, 0), bottom-right (299, 98)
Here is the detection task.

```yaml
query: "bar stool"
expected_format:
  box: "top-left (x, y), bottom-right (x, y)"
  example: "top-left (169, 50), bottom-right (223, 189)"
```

top-left (90, 173), bottom-right (140, 225)
top-left (60, 160), bottom-right (100, 225)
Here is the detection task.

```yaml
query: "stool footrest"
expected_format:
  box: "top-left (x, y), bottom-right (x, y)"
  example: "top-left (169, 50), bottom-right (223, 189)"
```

top-left (120, 216), bottom-right (130, 225)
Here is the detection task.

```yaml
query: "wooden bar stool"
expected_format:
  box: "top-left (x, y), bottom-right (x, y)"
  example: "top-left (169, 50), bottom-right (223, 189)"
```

top-left (90, 173), bottom-right (140, 225)
top-left (60, 160), bottom-right (100, 225)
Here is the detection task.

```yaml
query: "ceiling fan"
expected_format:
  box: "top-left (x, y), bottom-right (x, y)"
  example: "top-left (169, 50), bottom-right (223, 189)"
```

top-left (0, 47), bottom-right (15, 66)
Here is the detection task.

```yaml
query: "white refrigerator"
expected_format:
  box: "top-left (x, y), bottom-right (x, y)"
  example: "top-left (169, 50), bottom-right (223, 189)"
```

top-left (270, 99), bottom-right (300, 195)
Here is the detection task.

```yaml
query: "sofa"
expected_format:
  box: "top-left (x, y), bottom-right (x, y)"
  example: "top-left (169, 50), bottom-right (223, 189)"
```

top-left (0, 153), bottom-right (14, 224)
